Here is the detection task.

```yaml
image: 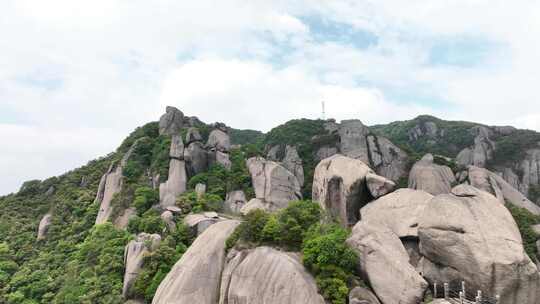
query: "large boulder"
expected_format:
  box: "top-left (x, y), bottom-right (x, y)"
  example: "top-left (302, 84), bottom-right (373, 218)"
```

top-left (219, 247), bottom-right (325, 304)
top-left (267, 145), bottom-right (305, 187)
top-left (346, 221), bottom-right (428, 304)
top-left (456, 126), bottom-right (495, 168)
top-left (159, 135), bottom-right (187, 207)
top-left (114, 207), bottom-right (137, 230)
top-left (37, 213), bottom-right (52, 240)
top-left (246, 157), bottom-right (302, 211)
top-left (462, 166), bottom-right (540, 215)
top-left (123, 233), bottom-right (161, 299)
top-left (360, 188), bottom-right (433, 238)
top-left (183, 212), bottom-right (225, 236)
top-left (348, 286), bottom-right (381, 304)
top-left (408, 154), bottom-right (456, 195)
top-left (184, 142), bottom-right (208, 176)
top-left (365, 172), bottom-right (396, 198)
top-left (185, 127), bottom-right (202, 144)
top-left (152, 220), bottom-right (240, 304)
top-left (206, 129), bottom-right (230, 152)
top-left (159, 106), bottom-right (184, 136)
top-left (224, 190), bottom-right (247, 214)
top-left (418, 185), bottom-right (540, 304)
top-left (312, 154), bottom-right (394, 226)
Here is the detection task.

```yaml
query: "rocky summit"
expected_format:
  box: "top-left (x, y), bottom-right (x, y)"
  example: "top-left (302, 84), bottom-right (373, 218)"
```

top-left (2, 107), bottom-right (540, 304)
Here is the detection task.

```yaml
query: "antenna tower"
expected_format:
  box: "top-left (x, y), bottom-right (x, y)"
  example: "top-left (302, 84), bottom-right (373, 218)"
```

top-left (321, 101), bottom-right (326, 120)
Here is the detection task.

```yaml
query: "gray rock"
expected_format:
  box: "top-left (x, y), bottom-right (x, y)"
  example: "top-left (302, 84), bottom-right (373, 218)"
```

top-left (169, 134), bottom-right (184, 159)
top-left (159, 106), bottom-right (184, 136)
top-left (37, 213), bottom-right (52, 240)
top-left (338, 120), bottom-right (371, 162)
top-left (224, 190), bottom-right (247, 214)
top-left (159, 159), bottom-right (187, 207)
top-left (533, 224), bottom-right (540, 235)
top-left (152, 220), bottom-right (240, 304)
top-left (184, 213), bottom-right (224, 235)
top-left (315, 146), bottom-right (338, 162)
top-left (367, 135), bottom-right (409, 181)
top-left (184, 142), bottom-right (208, 176)
top-left (282, 145), bottom-right (305, 187)
top-left (215, 151), bottom-right (231, 170)
top-left (246, 157), bottom-right (302, 211)
top-left (219, 247), bottom-right (325, 304)
top-left (408, 120), bottom-right (440, 141)
top-left (123, 233), bottom-right (161, 299)
top-left (114, 207), bottom-right (137, 230)
top-left (95, 162), bottom-right (123, 224)
top-left (346, 221), bottom-right (428, 304)
top-left (418, 185), bottom-right (540, 304)
top-left (161, 211), bottom-right (176, 232)
top-left (456, 126), bottom-right (495, 168)
top-left (312, 154), bottom-right (374, 226)
top-left (408, 154), bottom-right (456, 195)
top-left (492, 125), bottom-right (517, 135)
top-left (185, 127), bottom-right (202, 144)
top-left (465, 166), bottom-right (540, 215)
top-left (195, 183), bottom-right (206, 200)
top-left (365, 172), bottom-right (396, 198)
top-left (348, 286), bottom-right (381, 304)
top-left (206, 129), bottom-right (230, 152)
top-left (240, 198), bottom-right (268, 215)
top-left (45, 185), bottom-right (55, 196)
top-left (360, 188), bottom-right (433, 238)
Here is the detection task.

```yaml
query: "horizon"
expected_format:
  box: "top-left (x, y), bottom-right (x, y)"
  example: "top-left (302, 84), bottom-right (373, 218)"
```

top-left (2, 1), bottom-right (540, 195)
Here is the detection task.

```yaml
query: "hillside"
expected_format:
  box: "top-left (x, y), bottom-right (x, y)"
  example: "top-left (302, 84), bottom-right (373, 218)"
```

top-left (1, 108), bottom-right (540, 304)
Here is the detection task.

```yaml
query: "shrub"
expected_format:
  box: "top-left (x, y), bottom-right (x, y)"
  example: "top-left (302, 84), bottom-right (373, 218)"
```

top-left (506, 203), bottom-right (540, 258)
top-left (128, 209), bottom-right (165, 235)
top-left (276, 200), bottom-right (321, 248)
top-left (133, 187), bottom-right (159, 215)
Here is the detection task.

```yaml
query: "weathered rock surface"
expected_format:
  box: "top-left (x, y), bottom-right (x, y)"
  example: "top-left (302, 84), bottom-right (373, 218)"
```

top-left (219, 247), bottom-right (325, 304)
top-left (246, 157), bottom-right (302, 210)
top-left (312, 154), bottom-right (376, 226)
top-left (184, 212), bottom-right (225, 235)
top-left (456, 126), bottom-right (495, 168)
top-left (152, 220), bottom-right (240, 304)
top-left (185, 127), bottom-right (202, 144)
top-left (206, 129), bottom-right (230, 152)
top-left (184, 142), bottom-right (208, 176)
top-left (240, 198), bottom-right (268, 215)
top-left (408, 154), bottom-right (456, 195)
top-left (348, 286), bottom-right (381, 304)
top-left (214, 150), bottom-right (232, 170)
top-left (346, 221), bottom-right (428, 304)
top-left (161, 211), bottom-right (176, 232)
top-left (123, 233), bottom-right (161, 299)
top-left (418, 185), bottom-right (540, 304)
top-left (169, 134), bottom-right (184, 159)
top-left (365, 172), bottom-right (396, 198)
top-left (195, 183), bottom-right (206, 200)
top-left (160, 135), bottom-right (187, 207)
top-left (37, 213), bottom-right (52, 240)
top-left (114, 207), bottom-right (137, 230)
top-left (463, 166), bottom-right (540, 215)
top-left (159, 106), bottom-right (184, 136)
top-left (224, 190), bottom-right (246, 214)
top-left (360, 188), bottom-right (433, 238)
top-left (408, 120), bottom-right (441, 141)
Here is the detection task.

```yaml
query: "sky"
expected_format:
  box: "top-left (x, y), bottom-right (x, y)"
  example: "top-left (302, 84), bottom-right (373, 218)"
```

top-left (1, 0), bottom-right (540, 195)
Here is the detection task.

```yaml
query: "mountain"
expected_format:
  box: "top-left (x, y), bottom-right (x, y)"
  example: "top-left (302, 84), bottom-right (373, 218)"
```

top-left (1, 107), bottom-right (540, 304)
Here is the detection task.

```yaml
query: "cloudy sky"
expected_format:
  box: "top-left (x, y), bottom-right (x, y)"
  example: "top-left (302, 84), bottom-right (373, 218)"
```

top-left (1, 0), bottom-right (540, 194)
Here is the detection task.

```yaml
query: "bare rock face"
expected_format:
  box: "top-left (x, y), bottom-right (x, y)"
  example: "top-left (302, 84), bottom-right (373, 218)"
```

top-left (408, 120), bottom-right (441, 141)
top-left (214, 150), bottom-right (232, 170)
top-left (456, 126), bottom-right (495, 168)
top-left (315, 146), bottom-right (339, 162)
top-left (152, 220), bottom-right (240, 304)
top-left (37, 213), bottom-right (52, 240)
top-left (348, 286), bottom-right (381, 304)
top-left (365, 172), bottom-right (396, 198)
top-left (123, 233), bottom-right (161, 299)
top-left (183, 212), bottom-right (225, 235)
top-left (517, 148), bottom-right (540, 195)
top-left (267, 145), bottom-right (305, 187)
top-left (184, 142), bottom-right (208, 176)
top-left (206, 129), bottom-right (230, 153)
top-left (408, 154), bottom-right (456, 195)
top-left (219, 247), bottom-right (325, 304)
top-left (224, 190), bottom-right (246, 214)
top-left (463, 166), bottom-right (540, 215)
top-left (195, 183), bottom-right (206, 200)
top-left (161, 211), bottom-right (176, 232)
top-left (360, 189), bottom-right (433, 238)
top-left (240, 198), bottom-right (267, 215)
top-left (312, 154), bottom-right (375, 226)
top-left (418, 185), bottom-right (540, 304)
top-left (159, 135), bottom-right (187, 208)
top-left (246, 157), bottom-right (302, 211)
top-left (185, 127), bottom-right (202, 144)
top-left (114, 207), bottom-right (137, 230)
top-left (346, 221), bottom-right (428, 304)
top-left (159, 106), bottom-right (184, 136)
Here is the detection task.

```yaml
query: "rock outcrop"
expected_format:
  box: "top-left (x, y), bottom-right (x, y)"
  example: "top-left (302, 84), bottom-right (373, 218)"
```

top-left (37, 213), bottom-right (52, 240)
top-left (219, 247), bottom-right (325, 304)
top-left (184, 131), bottom-right (208, 176)
top-left (456, 126), bottom-right (495, 168)
top-left (159, 106), bottom-right (184, 136)
top-left (152, 220), bottom-right (240, 304)
top-left (206, 128), bottom-right (230, 153)
top-left (195, 183), bottom-right (206, 199)
top-left (224, 190), bottom-right (246, 214)
top-left (418, 185), bottom-right (540, 304)
top-left (459, 166), bottom-right (540, 215)
top-left (245, 157), bottom-right (302, 212)
top-left (183, 212), bottom-right (224, 235)
top-left (114, 207), bottom-right (137, 230)
top-left (312, 154), bottom-right (395, 226)
top-left (123, 233), bottom-right (161, 299)
top-left (161, 211), bottom-right (176, 232)
top-left (267, 145), bottom-right (305, 187)
top-left (159, 135), bottom-right (187, 207)
top-left (408, 154), bottom-right (456, 195)
top-left (348, 286), bottom-right (381, 304)
top-left (346, 221), bottom-right (428, 304)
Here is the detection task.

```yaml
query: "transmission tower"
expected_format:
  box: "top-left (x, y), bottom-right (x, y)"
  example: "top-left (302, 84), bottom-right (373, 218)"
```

top-left (321, 101), bottom-right (326, 120)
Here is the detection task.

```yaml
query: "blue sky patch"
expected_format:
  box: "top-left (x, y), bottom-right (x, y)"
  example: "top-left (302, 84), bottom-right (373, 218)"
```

top-left (301, 15), bottom-right (378, 49)
top-left (428, 36), bottom-right (502, 67)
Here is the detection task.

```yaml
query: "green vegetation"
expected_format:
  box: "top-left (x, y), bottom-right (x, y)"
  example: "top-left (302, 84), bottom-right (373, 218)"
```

top-left (226, 201), bottom-right (359, 304)
top-left (264, 119), bottom-right (327, 198)
top-left (229, 128), bottom-right (264, 146)
top-left (506, 203), bottom-right (540, 259)
top-left (176, 191), bottom-right (223, 213)
top-left (490, 130), bottom-right (540, 168)
top-left (529, 185), bottom-right (540, 204)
